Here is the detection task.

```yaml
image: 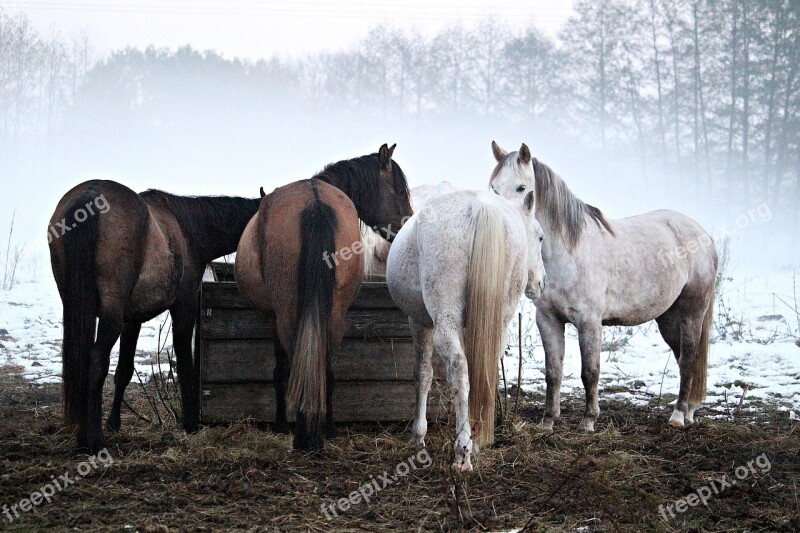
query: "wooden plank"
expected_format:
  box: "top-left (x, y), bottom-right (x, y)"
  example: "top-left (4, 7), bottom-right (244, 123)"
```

top-left (200, 308), bottom-right (411, 340)
top-left (201, 381), bottom-right (448, 423)
top-left (201, 281), bottom-right (399, 311)
top-left (202, 339), bottom-right (416, 383)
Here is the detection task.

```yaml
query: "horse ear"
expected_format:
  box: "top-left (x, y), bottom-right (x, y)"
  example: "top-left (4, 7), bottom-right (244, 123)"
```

top-left (519, 143), bottom-right (531, 165)
top-left (388, 143), bottom-right (396, 158)
top-left (523, 191), bottom-right (535, 214)
top-left (259, 187), bottom-right (266, 198)
top-left (491, 140), bottom-right (507, 162)
top-left (379, 143), bottom-right (392, 168)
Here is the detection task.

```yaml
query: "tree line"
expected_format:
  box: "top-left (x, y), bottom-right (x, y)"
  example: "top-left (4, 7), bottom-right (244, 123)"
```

top-left (2, 1), bottom-right (799, 254)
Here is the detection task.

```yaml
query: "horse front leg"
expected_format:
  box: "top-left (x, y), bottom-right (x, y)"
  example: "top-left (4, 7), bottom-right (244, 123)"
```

top-left (410, 319), bottom-right (434, 446)
top-left (170, 308), bottom-right (199, 433)
top-left (576, 320), bottom-right (602, 433)
top-left (537, 312), bottom-right (565, 431)
top-left (107, 321), bottom-right (142, 431)
top-left (433, 320), bottom-right (472, 472)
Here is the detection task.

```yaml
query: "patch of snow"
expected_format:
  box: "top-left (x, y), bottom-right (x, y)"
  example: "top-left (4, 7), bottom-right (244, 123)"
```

top-left (0, 274), bottom-right (171, 383)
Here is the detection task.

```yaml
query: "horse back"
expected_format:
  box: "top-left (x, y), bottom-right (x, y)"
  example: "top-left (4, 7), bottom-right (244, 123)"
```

top-left (559, 209), bottom-right (717, 325)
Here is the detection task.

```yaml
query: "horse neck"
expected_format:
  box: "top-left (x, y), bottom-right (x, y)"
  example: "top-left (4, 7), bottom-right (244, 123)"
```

top-left (535, 209), bottom-right (562, 264)
top-left (533, 165), bottom-right (593, 259)
top-left (179, 197), bottom-right (261, 264)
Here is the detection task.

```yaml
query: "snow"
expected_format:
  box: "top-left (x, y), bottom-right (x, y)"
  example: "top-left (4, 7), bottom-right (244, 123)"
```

top-left (0, 274), bottom-right (172, 383)
top-left (1, 265), bottom-right (799, 417)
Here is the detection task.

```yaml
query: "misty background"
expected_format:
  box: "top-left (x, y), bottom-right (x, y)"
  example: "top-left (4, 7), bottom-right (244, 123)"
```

top-left (1, 0), bottom-right (799, 285)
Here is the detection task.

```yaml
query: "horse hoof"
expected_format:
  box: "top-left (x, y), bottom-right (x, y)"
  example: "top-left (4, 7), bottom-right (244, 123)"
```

top-left (182, 422), bottom-right (199, 434)
top-left (271, 421), bottom-right (290, 434)
top-left (87, 434), bottom-right (106, 454)
top-left (324, 424), bottom-right (337, 439)
top-left (293, 436), bottom-right (324, 452)
top-left (668, 411), bottom-right (685, 428)
top-left (578, 420), bottom-right (595, 433)
top-left (409, 436), bottom-right (426, 447)
top-left (451, 458), bottom-right (473, 473)
top-left (539, 419), bottom-right (555, 432)
top-left (106, 416), bottom-right (121, 432)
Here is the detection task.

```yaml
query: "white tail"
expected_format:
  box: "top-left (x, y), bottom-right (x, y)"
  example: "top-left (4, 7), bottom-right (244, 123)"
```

top-left (287, 304), bottom-right (327, 426)
top-left (464, 200), bottom-right (506, 448)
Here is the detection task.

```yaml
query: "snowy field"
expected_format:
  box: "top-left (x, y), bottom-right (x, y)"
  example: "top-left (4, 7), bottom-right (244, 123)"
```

top-left (0, 273), bottom-right (175, 384)
top-left (1, 265), bottom-right (799, 419)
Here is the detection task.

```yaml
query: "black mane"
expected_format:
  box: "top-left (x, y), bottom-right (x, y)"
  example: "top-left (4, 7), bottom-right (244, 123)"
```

top-left (140, 189), bottom-right (260, 260)
top-left (313, 153), bottom-right (410, 217)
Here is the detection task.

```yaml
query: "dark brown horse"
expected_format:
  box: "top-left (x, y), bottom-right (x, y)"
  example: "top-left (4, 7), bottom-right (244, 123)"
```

top-left (49, 180), bottom-right (259, 452)
top-left (235, 144), bottom-right (412, 450)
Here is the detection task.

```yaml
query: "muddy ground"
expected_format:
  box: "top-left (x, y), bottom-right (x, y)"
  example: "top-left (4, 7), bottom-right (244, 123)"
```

top-left (0, 365), bottom-right (798, 532)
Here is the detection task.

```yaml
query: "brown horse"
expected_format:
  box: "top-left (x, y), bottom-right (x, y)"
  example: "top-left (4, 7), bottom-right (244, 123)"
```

top-left (49, 180), bottom-right (260, 452)
top-left (235, 144), bottom-right (412, 450)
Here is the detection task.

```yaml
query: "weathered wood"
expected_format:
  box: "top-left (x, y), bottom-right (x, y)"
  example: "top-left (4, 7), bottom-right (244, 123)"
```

top-left (201, 281), bottom-right (400, 310)
top-left (200, 308), bottom-right (411, 340)
top-left (197, 280), bottom-right (432, 424)
top-left (202, 339), bottom-right (416, 383)
top-left (201, 381), bottom-right (448, 423)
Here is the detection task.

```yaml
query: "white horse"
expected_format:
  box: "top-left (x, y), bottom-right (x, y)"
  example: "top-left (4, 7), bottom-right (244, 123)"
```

top-left (386, 189), bottom-right (546, 471)
top-left (361, 182), bottom-right (456, 280)
top-left (489, 142), bottom-right (718, 432)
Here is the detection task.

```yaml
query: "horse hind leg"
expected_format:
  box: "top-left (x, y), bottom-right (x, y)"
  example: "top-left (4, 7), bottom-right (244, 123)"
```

top-left (657, 307), bottom-right (703, 428)
top-left (432, 318), bottom-right (473, 472)
top-left (410, 319), bottom-right (434, 446)
top-left (106, 321), bottom-right (142, 432)
top-left (86, 311), bottom-right (124, 453)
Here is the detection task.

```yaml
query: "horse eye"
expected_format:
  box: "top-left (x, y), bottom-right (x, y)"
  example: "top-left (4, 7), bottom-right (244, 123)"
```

top-left (516, 185), bottom-right (526, 192)
top-left (539, 236), bottom-right (544, 242)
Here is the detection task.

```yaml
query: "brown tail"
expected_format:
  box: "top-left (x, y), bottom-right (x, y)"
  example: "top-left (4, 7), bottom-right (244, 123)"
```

top-left (464, 199), bottom-right (506, 448)
top-left (690, 297), bottom-right (714, 403)
top-left (286, 193), bottom-right (337, 430)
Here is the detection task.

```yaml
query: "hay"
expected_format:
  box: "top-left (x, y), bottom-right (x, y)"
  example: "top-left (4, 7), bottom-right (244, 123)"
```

top-left (0, 366), bottom-right (797, 531)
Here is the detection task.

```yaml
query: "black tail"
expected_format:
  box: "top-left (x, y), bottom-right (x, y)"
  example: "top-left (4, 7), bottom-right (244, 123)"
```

top-left (286, 185), bottom-right (337, 437)
top-left (60, 193), bottom-right (100, 432)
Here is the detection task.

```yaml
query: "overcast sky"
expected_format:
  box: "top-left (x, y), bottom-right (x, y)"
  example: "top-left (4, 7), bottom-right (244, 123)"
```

top-left (10, 0), bottom-right (575, 59)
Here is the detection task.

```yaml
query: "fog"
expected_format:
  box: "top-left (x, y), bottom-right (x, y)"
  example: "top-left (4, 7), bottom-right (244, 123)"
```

top-left (2, 1), bottom-right (798, 283)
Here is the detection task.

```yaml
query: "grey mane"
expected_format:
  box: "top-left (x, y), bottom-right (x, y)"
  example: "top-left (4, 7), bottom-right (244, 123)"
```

top-left (531, 157), bottom-right (615, 248)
